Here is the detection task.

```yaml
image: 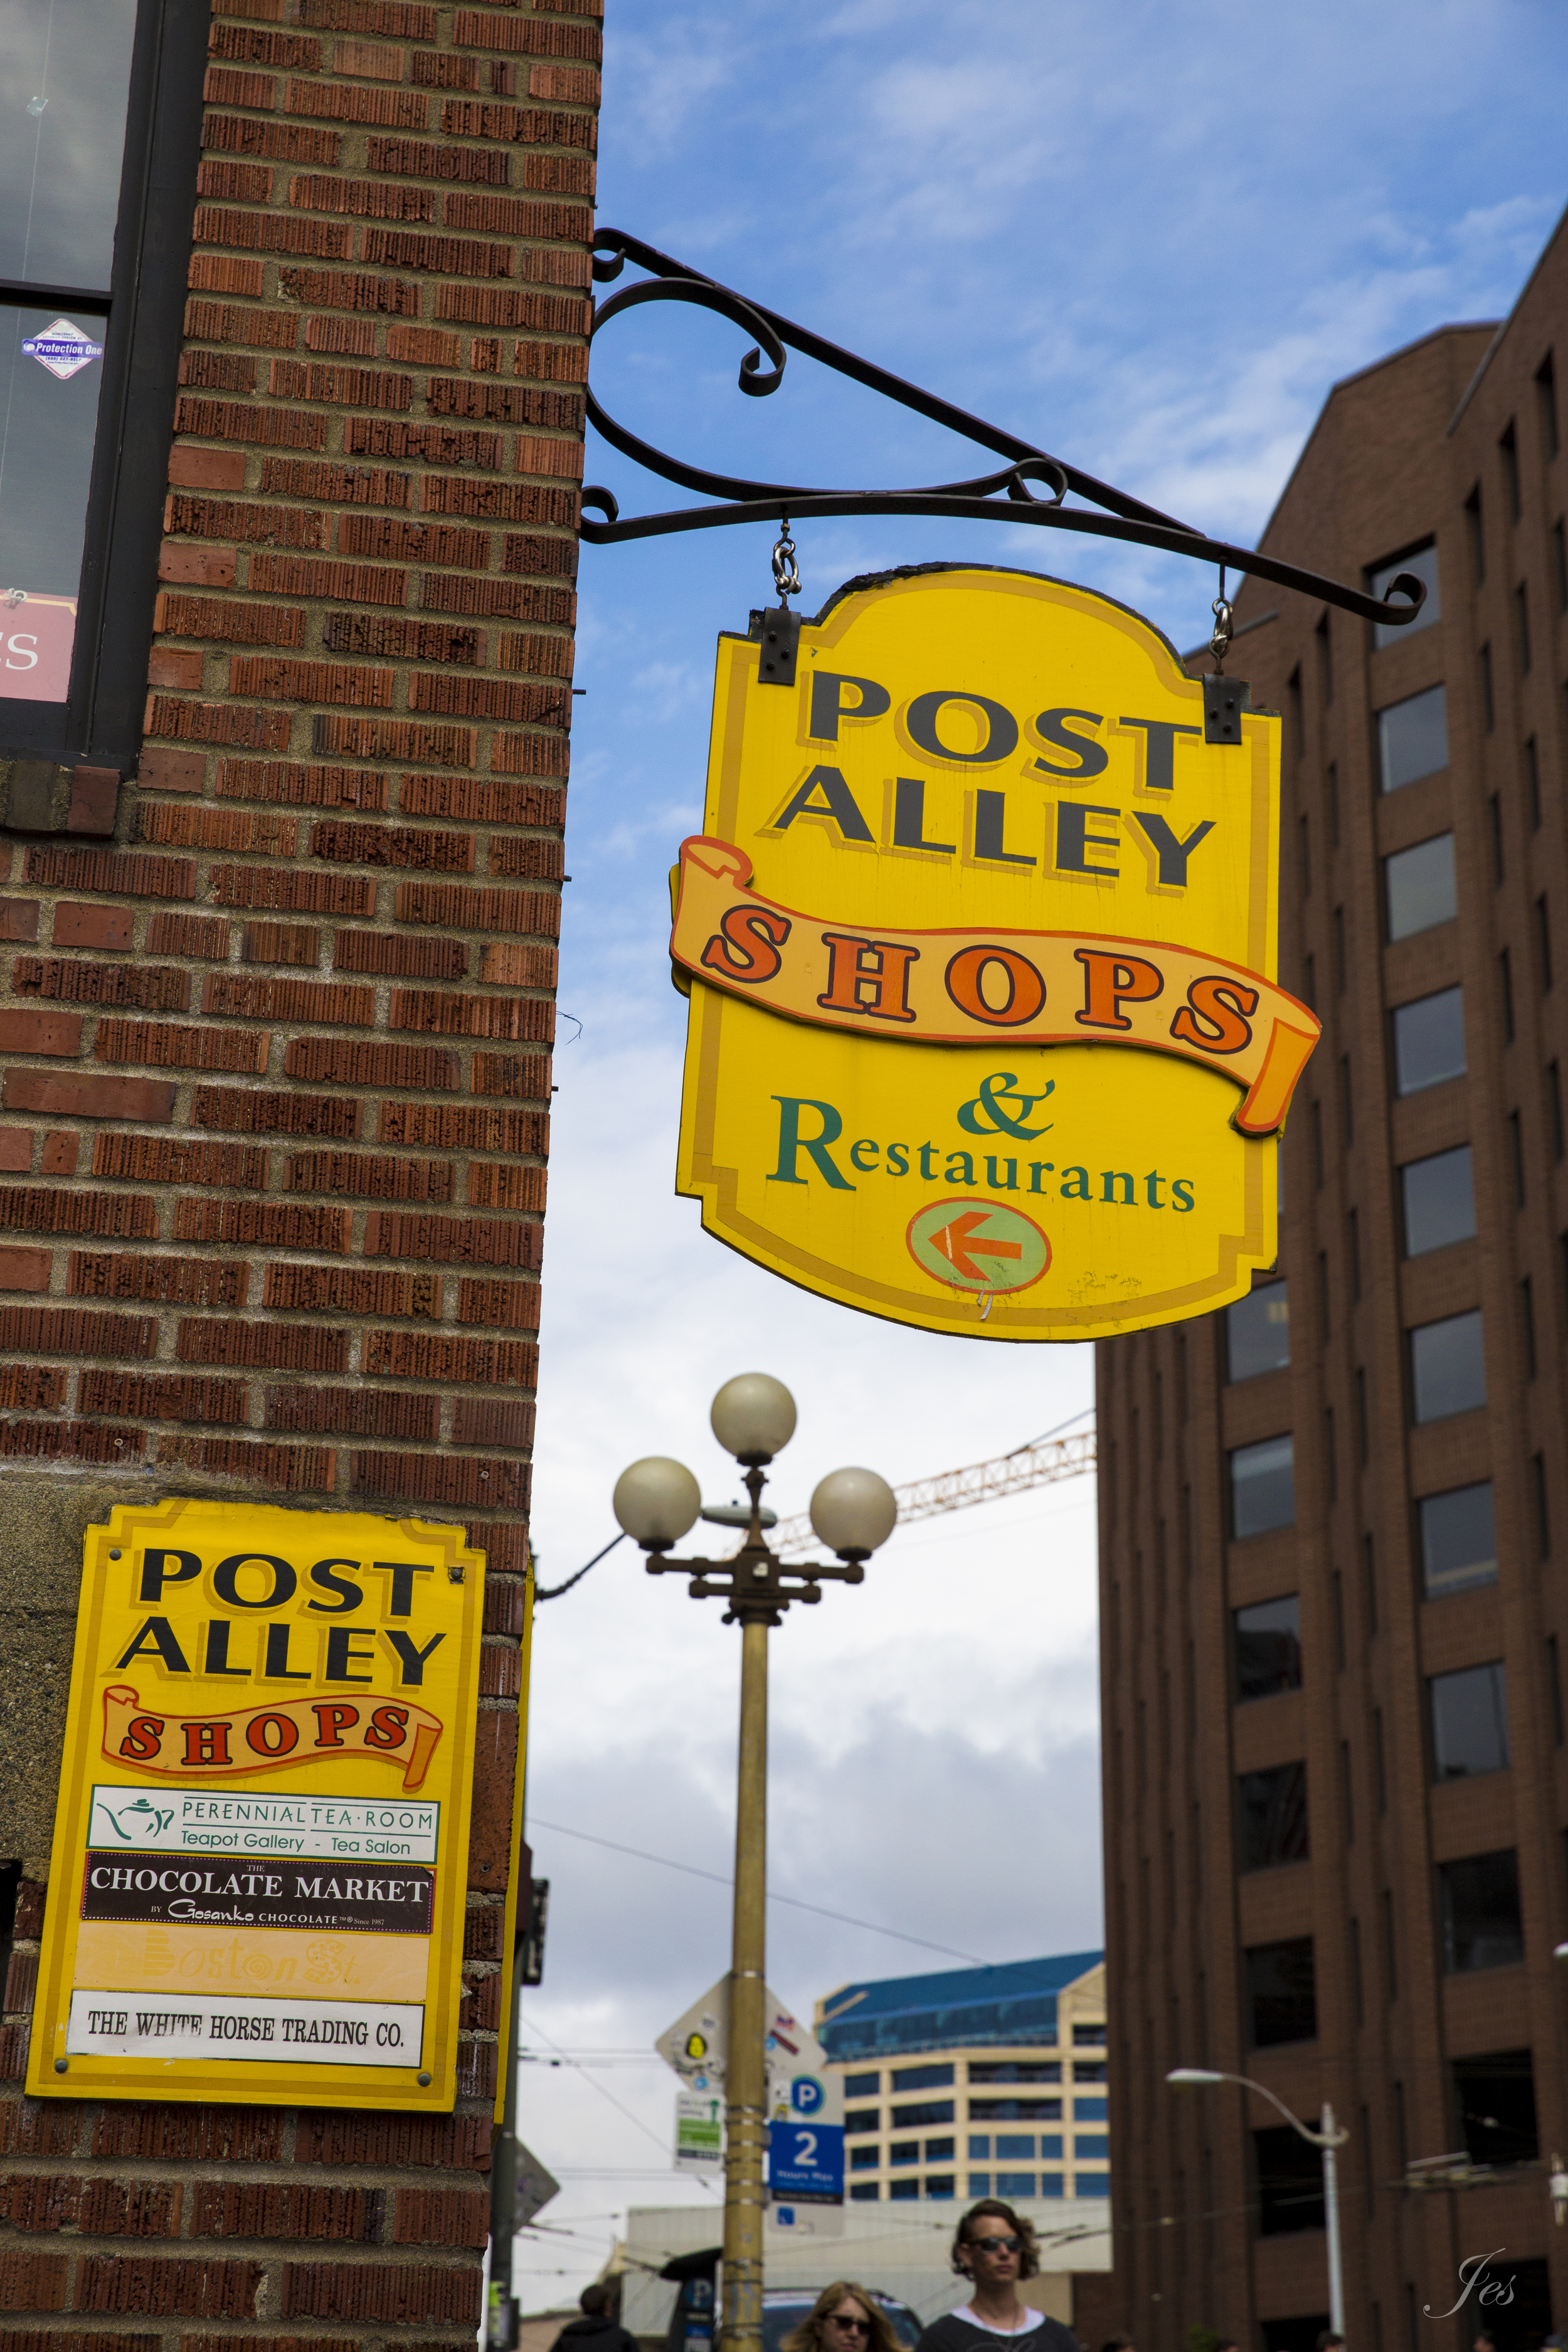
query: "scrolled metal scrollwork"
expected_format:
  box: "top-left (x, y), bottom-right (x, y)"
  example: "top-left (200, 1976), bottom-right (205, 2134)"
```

top-left (580, 228), bottom-right (1427, 635)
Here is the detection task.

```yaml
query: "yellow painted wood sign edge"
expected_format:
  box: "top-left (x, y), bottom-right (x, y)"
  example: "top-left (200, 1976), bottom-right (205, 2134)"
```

top-left (27, 1499), bottom-right (484, 2111)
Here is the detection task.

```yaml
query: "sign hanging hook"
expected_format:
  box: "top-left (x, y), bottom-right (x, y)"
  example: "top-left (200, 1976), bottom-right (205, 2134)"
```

top-left (771, 512), bottom-right (801, 606)
top-left (1209, 562), bottom-right (1233, 674)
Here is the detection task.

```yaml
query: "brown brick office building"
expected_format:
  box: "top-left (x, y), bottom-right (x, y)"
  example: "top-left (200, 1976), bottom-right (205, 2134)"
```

top-left (0, 0), bottom-right (595, 2338)
top-left (1097, 208), bottom-right (1568, 2352)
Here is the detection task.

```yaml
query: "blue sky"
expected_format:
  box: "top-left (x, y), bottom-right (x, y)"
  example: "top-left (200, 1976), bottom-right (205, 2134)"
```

top-left (513, 0), bottom-right (1568, 2299)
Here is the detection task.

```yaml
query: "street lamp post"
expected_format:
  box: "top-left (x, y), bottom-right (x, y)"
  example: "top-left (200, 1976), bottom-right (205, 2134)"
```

top-left (613, 1375), bottom-right (897, 2352)
top-left (1167, 2067), bottom-right (1348, 2332)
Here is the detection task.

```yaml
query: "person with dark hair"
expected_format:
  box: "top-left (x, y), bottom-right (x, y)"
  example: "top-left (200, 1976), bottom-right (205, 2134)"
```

top-left (914, 2200), bottom-right (1080, 2352)
top-left (1316, 2334), bottom-right (1345, 2352)
top-left (1101, 2338), bottom-right (1136, 2352)
top-left (554, 2280), bottom-right (640, 2352)
top-left (781, 2284), bottom-right (904, 2352)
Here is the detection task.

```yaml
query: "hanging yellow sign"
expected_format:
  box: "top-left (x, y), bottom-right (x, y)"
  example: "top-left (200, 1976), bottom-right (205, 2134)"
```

top-left (27, 1499), bottom-right (484, 2110)
top-left (673, 564), bottom-right (1316, 1340)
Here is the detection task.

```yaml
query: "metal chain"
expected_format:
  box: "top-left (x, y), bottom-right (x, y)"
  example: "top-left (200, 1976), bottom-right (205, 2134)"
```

top-left (771, 514), bottom-right (801, 604)
top-left (1209, 561), bottom-right (1232, 672)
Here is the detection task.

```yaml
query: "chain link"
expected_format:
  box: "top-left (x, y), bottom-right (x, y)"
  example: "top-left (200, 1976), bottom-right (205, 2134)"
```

top-left (771, 514), bottom-right (801, 603)
top-left (1208, 562), bottom-right (1232, 672)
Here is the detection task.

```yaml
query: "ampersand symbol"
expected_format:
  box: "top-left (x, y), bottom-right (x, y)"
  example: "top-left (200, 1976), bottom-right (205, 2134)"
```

top-left (956, 1071), bottom-right (1055, 1138)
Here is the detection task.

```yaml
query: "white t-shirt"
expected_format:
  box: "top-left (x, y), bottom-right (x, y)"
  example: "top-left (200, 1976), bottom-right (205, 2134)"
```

top-left (954, 2311), bottom-right (1047, 2338)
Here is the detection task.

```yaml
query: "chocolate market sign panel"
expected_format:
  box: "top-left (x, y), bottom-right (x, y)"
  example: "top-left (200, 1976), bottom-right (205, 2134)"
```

top-left (674, 565), bottom-right (1318, 1339)
top-left (28, 1499), bottom-right (484, 2111)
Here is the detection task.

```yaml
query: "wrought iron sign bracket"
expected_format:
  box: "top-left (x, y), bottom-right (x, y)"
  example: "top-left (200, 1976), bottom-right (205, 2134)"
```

top-left (583, 228), bottom-right (1428, 638)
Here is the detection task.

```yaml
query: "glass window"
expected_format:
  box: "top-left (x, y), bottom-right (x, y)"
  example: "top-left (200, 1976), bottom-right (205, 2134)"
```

top-left (844, 2110), bottom-right (879, 2136)
top-left (1226, 1281), bottom-right (1290, 1380)
top-left (967, 2135), bottom-right (990, 2159)
top-left (1071, 2060), bottom-right (1106, 2084)
top-left (1069, 2171), bottom-right (1106, 2196)
top-left (995, 2171), bottom-right (1036, 2197)
top-left (967, 2172), bottom-right (991, 2195)
top-left (1439, 1850), bottom-right (1523, 1972)
top-left (1402, 1146), bottom-right (1475, 1256)
top-left (849, 2181), bottom-right (879, 2201)
top-left (1385, 834), bottom-right (1458, 940)
top-left (995, 2134), bottom-right (1035, 2159)
top-left (1072, 2024), bottom-right (1106, 2046)
top-left (1371, 541), bottom-right (1441, 648)
top-left (888, 2141), bottom-right (918, 2166)
top-left (891, 2099), bottom-right (954, 2128)
top-left (1394, 987), bottom-right (1466, 1094)
top-left (844, 2071), bottom-right (879, 2097)
top-left (1411, 1310), bottom-right (1486, 1422)
top-left (924, 2176), bottom-right (956, 2199)
top-left (849, 2144), bottom-right (880, 2170)
top-left (1419, 1483), bottom-right (1498, 1598)
top-left (1254, 2124), bottom-right (1325, 2233)
top-left (889, 2178), bottom-right (918, 2200)
top-left (1231, 1434), bottom-right (1295, 1538)
top-left (1237, 1762), bottom-right (1310, 1870)
top-left (0, 0), bottom-right (139, 290)
top-left (1378, 684), bottom-right (1448, 791)
top-left (1038, 2134), bottom-right (1064, 2159)
top-left (1430, 1663), bottom-right (1510, 1779)
top-left (968, 2060), bottom-right (1060, 2084)
top-left (968, 2097), bottom-right (1061, 2121)
top-left (924, 2137), bottom-right (955, 2161)
top-left (1073, 2097), bottom-right (1109, 2121)
top-left (891, 2063), bottom-right (953, 2092)
top-left (1452, 2051), bottom-right (1538, 2166)
top-left (1074, 2135), bottom-right (1110, 2160)
top-left (1234, 1595), bottom-right (1303, 1700)
top-left (1246, 1937), bottom-right (1317, 2046)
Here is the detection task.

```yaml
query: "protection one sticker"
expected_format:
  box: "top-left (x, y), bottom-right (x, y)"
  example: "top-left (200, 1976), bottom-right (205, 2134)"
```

top-left (22, 319), bottom-right (105, 381)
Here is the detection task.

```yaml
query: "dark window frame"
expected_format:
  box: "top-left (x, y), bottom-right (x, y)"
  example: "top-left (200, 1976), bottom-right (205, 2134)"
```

top-left (0, 0), bottom-right (204, 772)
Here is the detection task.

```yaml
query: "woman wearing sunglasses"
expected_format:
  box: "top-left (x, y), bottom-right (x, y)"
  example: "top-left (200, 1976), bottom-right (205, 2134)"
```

top-left (915, 2200), bottom-right (1080, 2352)
top-left (783, 2284), bottom-right (904, 2352)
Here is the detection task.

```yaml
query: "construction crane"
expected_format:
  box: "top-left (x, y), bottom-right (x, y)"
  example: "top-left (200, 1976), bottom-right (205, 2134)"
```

top-left (770, 1424), bottom-right (1096, 1558)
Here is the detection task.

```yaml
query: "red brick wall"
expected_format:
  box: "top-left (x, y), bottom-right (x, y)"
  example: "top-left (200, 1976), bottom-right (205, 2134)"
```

top-left (0, 0), bottom-right (597, 2334)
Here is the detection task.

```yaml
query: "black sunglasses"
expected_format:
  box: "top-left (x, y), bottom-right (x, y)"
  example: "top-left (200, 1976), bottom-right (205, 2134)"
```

top-left (825, 2321), bottom-right (871, 2336)
top-left (971, 2234), bottom-right (1022, 2254)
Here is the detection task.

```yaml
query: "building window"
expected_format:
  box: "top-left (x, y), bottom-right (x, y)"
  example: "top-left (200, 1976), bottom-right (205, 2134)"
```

top-left (968, 2136), bottom-right (990, 2159)
top-left (1070, 2171), bottom-right (1106, 2196)
top-left (844, 2111), bottom-right (879, 2136)
top-left (888, 2141), bottom-right (918, 2167)
top-left (1237, 1762), bottom-right (1310, 1871)
top-left (1073, 2099), bottom-right (1109, 2122)
top-left (849, 2144), bottom-right (880, 2171)
top-left (1074, 2135), bottom-right (1110, 2161)
top-left (1393, 987), bottom-right (1466, 1094)
top-left (1072, 2058), bottom-right (1106, 2084)
top-left (1539, 352), bottom-right (1560, 457)
top-left (1410, 1310), bottom-right (1486, 1424)
top-left (844, 2071), bottom-right (879, 2097)
top-left (995, 2171), bottom-right (1036, 2197)
top-left (889, 2179), bottom-right (918, 2200)
top-left (925, 2176), bottom-right (956, 2200)
top-left (1479, 641), bottom-right (1495, 731)
top-left (1554, 517), bottom-right (1567, 611)
top-left (1234, 1594), bottom-right (1302, 1700)
top-left (1515, 581), bottom-right (1532, 673)
top-left (1370, 541), bottom-right (1440, 649)
top-left (1466, 484), bottom-right (1485, 580)
top-left (1226, 1280), bottom-right (1290, 1380)
top-left (968, 2097), bottom-right (1061, 2122)
top-left (1384, 834), bottom-right (1457, 940)
top-left (1439, 1850), bottom-right (1524, 1973)
top-left (924, 2137), bottom-right (955, 2161)
top-left (1038, 2135), bottom-right (1064, 2160)
top-left (1073, 2025), bottom-right (1106, 2047)
top-left (849, 2182), bottom-right (879, 2201)
top-left (1254, 2125), bottom-right (1326, 2233)
top-left (1377, 683), bottom-right (1448, 790)
top-left (1500, 420), bottom-right (1520, 519)
top-left (1419, 1483), bottom-right (1498, 1597)
top-left (966, 2171), bottom-right (991, 2195)
top-left (1429, 1663), bottom-right (1510, 1781)
top-left (0, 0), bottom-right (206, 763)
top-left (1246, 1937), bottom-right (1317, 2047)
top-left (1453, 2050), bottom-right (1538, 2165)
top-left (891, 2100), bottom-right (955, 2129)
top-left (1230, 1434), bottom-right (1295, 1538)
top-left (890, 2063), bottom-right (954, 2092)
top-left (995, 2134), bottom-right (1035, 2159)
top-left (1401, 1145), bottom-right (1475, 1256)
top-left (969, 2061), bottom-right (1061, 2084)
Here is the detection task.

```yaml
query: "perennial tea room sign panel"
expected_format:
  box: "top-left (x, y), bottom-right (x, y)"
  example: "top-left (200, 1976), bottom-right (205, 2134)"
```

top-left (673, 564), bottom-right (1318, 1340)
top-left (28, 1499), bottom-right (484, 2110)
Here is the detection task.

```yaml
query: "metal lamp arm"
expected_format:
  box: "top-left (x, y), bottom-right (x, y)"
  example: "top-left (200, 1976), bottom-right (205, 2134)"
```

top-left (1214, 2070), bottom-right (1346, 2147)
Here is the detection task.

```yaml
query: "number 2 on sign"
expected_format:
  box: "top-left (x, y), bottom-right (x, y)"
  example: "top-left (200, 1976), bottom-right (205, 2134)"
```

top-left (793, 2130), bottom-right (817, 2164)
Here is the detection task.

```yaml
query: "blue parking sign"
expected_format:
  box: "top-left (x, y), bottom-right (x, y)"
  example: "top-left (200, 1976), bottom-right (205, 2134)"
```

top-left (768, 2119), bottom-right (844, 2204)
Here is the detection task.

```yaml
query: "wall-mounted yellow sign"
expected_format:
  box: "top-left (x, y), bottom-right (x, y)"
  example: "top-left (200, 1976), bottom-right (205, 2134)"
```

top-left (28, 1499), bottom-right (484, 2111)
top-left (673, 565), bottom-right (1317, 1340)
